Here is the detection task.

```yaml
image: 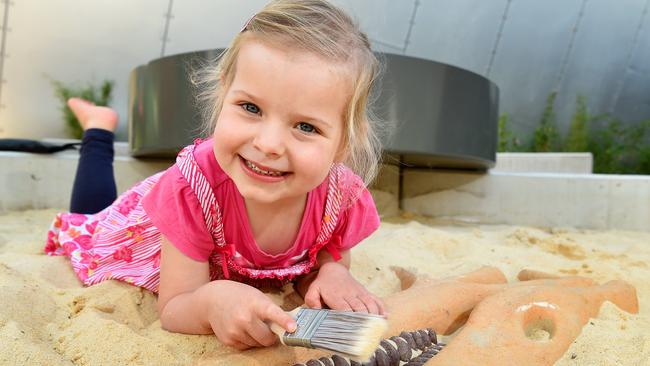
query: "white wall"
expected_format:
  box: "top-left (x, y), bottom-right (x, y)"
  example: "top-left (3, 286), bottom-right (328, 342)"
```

top-left (0, 0), bottom-right (269, 140)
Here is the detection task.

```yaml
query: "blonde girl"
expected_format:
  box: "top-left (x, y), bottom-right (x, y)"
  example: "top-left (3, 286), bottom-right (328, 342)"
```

top-left (46, 0), bottom-right (385, 350)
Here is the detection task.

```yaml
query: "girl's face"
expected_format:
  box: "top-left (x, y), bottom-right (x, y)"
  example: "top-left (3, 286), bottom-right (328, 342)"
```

top-left (213, 39), bottom-right (350, 206)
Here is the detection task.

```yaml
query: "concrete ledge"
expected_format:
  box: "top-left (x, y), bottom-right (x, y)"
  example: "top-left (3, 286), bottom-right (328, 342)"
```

top-left (2, 143), bottom-right (647, 232)
top-left (402, 169), bottom-right (650, 231)
top-left (493, 152), bottom-right (593, 173)
top-left (0, 145), bottom-right (172, 212)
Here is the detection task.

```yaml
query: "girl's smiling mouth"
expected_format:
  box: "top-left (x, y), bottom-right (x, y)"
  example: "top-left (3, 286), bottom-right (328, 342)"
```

top-left (238, 155), bottom-right (290, 181)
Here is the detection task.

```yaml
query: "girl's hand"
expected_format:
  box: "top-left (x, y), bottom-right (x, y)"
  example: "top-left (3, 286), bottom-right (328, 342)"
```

top-left (303, 262), bottom-right (385, 315)
top-left (207, 280), bottom-right (297, 350)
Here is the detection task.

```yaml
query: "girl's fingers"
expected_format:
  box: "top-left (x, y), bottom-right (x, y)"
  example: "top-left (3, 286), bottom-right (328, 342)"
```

top-left (304, 285), bottom-right (323, 309)
top-left (224, 339), bottom-right (252, 351)
top-left (346, 296), bottom-right (369, 313)
top-left (358, 293), bottom-right (385, 316)
top-left (224, 327), bottom-right (259, 348)
top-left (259, 302), bottom-right (297, 333)
top-left (325, 294), bottom-right (352, 311)
top-left (361, 295), bottom-right (380, 315)
top-left (376, 297), bottom-right (387, 316)
top-left (247, 319), bottom-right (278, 347)
top-left (240, 332), bottom-right (262, 348)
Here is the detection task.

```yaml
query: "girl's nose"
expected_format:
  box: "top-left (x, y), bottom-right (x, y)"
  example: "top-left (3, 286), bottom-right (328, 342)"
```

top-left (252, 121), bottom-right (286, 157)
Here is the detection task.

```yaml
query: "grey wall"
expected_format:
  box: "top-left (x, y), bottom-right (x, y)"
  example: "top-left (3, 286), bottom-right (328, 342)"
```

top-left (1, 0), bottom-right (648, 141)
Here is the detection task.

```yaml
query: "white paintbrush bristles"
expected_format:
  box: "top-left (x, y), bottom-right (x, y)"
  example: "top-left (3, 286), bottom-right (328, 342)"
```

top-left (281, 308), bottom-right (388, 362)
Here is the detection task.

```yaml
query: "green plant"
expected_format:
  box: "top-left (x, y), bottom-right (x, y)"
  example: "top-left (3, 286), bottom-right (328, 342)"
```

top-left (51, 79), bottom-right (114, 139)
top-left (639, 144), bottom-right (650, 174)
top-left (564, 95), bottom-right (589, 152)
top-left (588, 117), bottom-right (650, 174)
top-left (531, 91), bottom-right (561, 152)
top-left (497, 113), bottom-right (524, 152)
top-left (502, 93), bottom-right (650, 174)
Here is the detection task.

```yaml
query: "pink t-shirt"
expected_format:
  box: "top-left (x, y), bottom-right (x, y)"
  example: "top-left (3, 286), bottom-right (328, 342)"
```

top-left (142, 139), bottom-right (379, 270)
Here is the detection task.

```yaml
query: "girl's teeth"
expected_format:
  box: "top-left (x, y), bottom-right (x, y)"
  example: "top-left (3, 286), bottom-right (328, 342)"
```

top-left (245, 160), bottom-right (284, 176)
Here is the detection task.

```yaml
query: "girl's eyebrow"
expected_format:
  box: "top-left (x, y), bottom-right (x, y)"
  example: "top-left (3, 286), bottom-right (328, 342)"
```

top-left (231, 89), bottom-right (260, 101)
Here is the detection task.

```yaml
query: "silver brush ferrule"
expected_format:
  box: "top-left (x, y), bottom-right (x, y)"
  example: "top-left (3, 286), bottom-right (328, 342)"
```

top-left (282, 308), bottom-right (329, 348)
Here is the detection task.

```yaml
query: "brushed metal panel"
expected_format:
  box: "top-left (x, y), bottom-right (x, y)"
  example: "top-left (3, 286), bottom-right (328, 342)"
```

top-left (333, 0), bottom-right (415, 51)
top-left (488, 0), bottom-right (583, 133)
top-left (162, 0), bottom-right (268, 56)
top-left (407, 0), bottom-right (508, 75)
top-left (556, 0), bottom-right (648, 126)
top-left (629, 17), bottom-right (650, 74)
top-left (611, 72), bottom-right (650, 123)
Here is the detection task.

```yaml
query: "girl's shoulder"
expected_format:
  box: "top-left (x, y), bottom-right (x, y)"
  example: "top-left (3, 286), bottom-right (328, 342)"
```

top-left (331, 163), bottom-right (368, 211)
top-left (191, 138), bottom-right (231, 188)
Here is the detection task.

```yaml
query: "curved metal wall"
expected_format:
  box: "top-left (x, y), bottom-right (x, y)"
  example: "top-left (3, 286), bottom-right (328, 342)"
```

top-left (130, 51), bottom-right (499, 169)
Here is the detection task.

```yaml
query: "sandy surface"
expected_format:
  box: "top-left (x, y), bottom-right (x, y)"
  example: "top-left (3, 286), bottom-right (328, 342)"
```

top-left (0, 209), bottom-right (648, 365)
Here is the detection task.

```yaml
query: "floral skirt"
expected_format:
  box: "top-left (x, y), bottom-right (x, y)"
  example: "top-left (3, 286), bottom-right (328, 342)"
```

top-left (45, 173), bottom-right (164, 292)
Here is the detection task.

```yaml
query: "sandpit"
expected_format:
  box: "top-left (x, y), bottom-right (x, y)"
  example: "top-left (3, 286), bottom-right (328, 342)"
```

top-left (0, 209), bottom-right (648, 365)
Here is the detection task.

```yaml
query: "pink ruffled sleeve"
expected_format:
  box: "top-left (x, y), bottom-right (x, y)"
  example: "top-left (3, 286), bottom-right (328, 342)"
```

top-left (328, 185), bottom-right (380, 254)
top-left (141, 165), bottom-right (214, 262)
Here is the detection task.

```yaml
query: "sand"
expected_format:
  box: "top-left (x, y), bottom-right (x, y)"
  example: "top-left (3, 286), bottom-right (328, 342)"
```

top-left (0, 208), bottom-right (648, 365)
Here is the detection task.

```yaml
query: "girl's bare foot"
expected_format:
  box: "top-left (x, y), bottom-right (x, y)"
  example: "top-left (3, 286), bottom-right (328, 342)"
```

top-left (67, 97), bottom-right (118, 132)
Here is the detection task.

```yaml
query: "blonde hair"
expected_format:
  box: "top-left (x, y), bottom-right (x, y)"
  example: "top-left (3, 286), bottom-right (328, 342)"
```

top-left (193, 0), bottom-right (383, 185)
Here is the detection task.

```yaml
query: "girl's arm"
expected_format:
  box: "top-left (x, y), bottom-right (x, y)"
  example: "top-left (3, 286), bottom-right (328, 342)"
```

top-left (157, 235), bottom-right (214, 334)
top-left (157, 235), bottom-right (297, 348)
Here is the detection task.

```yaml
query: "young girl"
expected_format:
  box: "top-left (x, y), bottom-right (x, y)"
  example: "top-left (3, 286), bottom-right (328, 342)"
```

top-left (45, 0), bottom-right (385, 350)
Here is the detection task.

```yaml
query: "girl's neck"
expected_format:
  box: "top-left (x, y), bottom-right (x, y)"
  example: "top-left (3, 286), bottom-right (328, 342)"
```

top-left (243, 194), bottom-right (307, 217)
top-left (243, 194), bottom-right (308, 255)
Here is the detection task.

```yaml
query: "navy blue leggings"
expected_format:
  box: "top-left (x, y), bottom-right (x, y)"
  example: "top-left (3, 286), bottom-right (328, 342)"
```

top-left (69, 129), bottom-right (117, 214)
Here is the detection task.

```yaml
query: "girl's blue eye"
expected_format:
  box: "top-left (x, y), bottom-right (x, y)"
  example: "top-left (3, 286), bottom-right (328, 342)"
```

top-left (297, 122), bottom-right (317, 134)
top-left (242, 103), bottom-right (260, 114)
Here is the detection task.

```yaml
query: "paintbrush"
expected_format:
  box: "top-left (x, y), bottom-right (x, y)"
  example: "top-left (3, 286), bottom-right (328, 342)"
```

top-left (270, 307), bottom-right (388, 361)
